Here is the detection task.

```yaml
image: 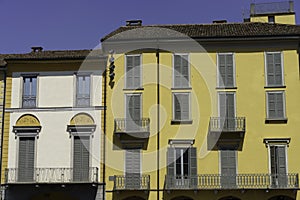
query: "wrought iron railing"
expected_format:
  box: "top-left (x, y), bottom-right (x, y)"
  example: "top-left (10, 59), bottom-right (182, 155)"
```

top-left (114, 174), bottom-right (150, 190)
top-left (114, 118), bottom-right (150, 133)
top-left (250, 1), bottom-right (294, 15)
top-left (22, 95), bottom-right (36, 108)
top-left (165, 174), bottom-right (299, 190)
top-left (209, 117), bottom-right (246, 132)
top-left (5, 167), bottom-right (98, 184)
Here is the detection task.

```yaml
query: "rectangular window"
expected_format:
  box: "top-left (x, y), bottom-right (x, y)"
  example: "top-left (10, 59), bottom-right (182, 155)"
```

top-left (22, 76), bottom-right (37, 108)
top-left (125, 149), bottom-right (141, 189)
top-left (218, 53), bottom-right (235, 87)
top-left (167, 147), bottom-right (197, 188)
top-left (76, 75), bottom-right (90, 107)
top-left (173, 93), bottom-right (190, 121)
top-left (18, 137), bottom-right (35, 182)
top-left (73, 136), bottom-right (90, 182)
top-left (265, 52), bottom-right (284, 86)
top-left (220, 150), bottom-right (237, 188)
top-left (126, 55), bottom-right (141, 89)
top-left (266, 91), bottom-right (285, 119)
top-left (269, 145), bottom-right (287, 187)
top-left (218, 92), bottom-right (236, 130)
top-left (125, 94), bottom-right (141, 131)
top-left (173, 54), bottom-right (190, 88)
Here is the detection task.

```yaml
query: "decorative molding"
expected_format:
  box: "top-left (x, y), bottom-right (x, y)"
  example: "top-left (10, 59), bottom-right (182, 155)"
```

top-left (15, 114), bottom-right (40, 126)
top-left (6, 106), bottom-right (105, 113)
top-left (168, 139), bottom-right (195, 146)
top-left (70, 113), bottom-right (94, 125)
top-left (263, 138), bottom-right (291, 147)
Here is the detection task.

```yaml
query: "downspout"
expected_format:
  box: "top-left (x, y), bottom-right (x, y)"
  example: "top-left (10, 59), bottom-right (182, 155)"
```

top-left (0, 66), bottom-right (7, 191)
top-left (102, 68), bottom-right (107, 200)
top-left (156, 49), bottom-right (160, 200)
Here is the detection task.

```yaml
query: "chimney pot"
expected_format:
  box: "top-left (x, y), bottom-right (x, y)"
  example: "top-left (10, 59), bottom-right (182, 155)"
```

top-left (31, 46), bottom-right (43, 53)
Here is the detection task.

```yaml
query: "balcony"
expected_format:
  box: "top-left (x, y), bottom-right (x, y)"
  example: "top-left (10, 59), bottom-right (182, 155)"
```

top-left (113, 174), bottom-right (150, 191)
top-left (165, 174), bottom-right (299, 190)
top-left (5, 167), bottom-right (98, 184)
top-left (207, 117), bottom-right (246, 150)
top-left (114, 118), bottom-right (150, 149)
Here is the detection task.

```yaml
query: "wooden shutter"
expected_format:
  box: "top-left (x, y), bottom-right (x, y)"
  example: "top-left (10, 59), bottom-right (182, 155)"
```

top-left (174, 93), bottom-right (189, 120)
top-left (270, 146), bottom-right (287, 187)
top-left (18, 137), bottom-right (35, 182)
top-left (126, 95), bottom-right (141, 131)
top-left (275, 93), bottom-right (284, 118)
top-left (73, 136), bottom-right (90, 182)
top-left (133, 56), bottom-right (141, 88)
top-left (226, 54), bottom-right (234, 87)
top-left (167, 147), bottom-right (175, 175)
top-left (220, 150), bottom-right (237, 188)
top-left (218, 54), bottom-right (234, 87)
top-left (218, 54), bottom-right (226, 86)
top-left (125, 149), bottom-right (141, 188)
top-left (189, 147), bottom-right (198, 188)
top-left (268, 92), bottom-right (284, 119)
top-left (174, 55), bottom-right (189, 88)
top-left (126, 56), bottom-right (134, 88)
top-left (267, 53), bottom-right (282, 86)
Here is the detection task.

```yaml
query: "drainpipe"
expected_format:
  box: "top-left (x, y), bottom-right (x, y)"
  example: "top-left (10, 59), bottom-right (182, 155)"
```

top-left (156, 49), bottom-right (160, 200)
top-left (102, 67), bottom-right (107, 200)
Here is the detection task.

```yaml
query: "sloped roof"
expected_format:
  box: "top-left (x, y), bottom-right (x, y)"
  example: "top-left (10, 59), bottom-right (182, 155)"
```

top-left (101, 22), bottom-right (300, 41)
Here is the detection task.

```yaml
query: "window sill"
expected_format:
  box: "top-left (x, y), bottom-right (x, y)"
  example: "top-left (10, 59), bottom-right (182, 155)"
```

top-left (123, 88), bottom-right (144, 91)
top-left (265, 118), bottom-right (288, 124)
top-left (171, 120), bottom-right (193, 125)
top-left (264, 85), bottom-right (286, 89)
top-left (171, 87), bottom-right (192, 90)
top-left (216, 86), bottom-right (237, 89)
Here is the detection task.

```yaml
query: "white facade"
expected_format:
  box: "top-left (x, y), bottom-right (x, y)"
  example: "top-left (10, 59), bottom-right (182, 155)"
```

top-left (7, 70), bottom-right (103, 176)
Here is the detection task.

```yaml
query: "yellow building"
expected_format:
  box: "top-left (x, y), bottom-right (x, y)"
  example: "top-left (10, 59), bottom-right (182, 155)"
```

top-left (101, 1), bottom-right (300, 200)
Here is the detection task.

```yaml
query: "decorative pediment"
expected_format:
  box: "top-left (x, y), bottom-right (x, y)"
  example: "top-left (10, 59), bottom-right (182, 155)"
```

top-left (13, 114), bottom-right (41, 136)
top-left (70, 113), bottom-right (94, 125)
top-left (15, 114), bottom-right (40, 126)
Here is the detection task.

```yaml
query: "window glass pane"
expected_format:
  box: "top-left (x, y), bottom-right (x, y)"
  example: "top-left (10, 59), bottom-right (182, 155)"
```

top-left (76, 75), bottom-right (90, 106)
top-left (22, 76), bottom-right (37, 108)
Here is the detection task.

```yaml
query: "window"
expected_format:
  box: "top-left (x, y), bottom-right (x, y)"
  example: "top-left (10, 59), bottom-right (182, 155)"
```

top-left (268, 16), bottom-right (275, 23)
top-left (167, 146), bottom-right (197, 188)
top-left (173, 54), bottom-right (190, 88)
top-left (18, 137), bottom-right (35, 182)
top-left (73, 136), bottom-right (90, 181)
top-left (22, 76), bottom-right (37, 108)
top-left (266, 91), bottom-right (286, 119)
top-left (270, 145), bottom-right (288, 187)
top-left (265, 52), bottom-right (284, 87)
top-left (173, 93), bottom-right (190, 121)
top-left (76, 75), bottom-right (90, 107)
top-left (220, 150), bottom-right (237, 187)
top-left (125, 94), bottom-right (141, 131)
top-left (125, 149), bottom-right (141, 189)
top-left (126, 55), bottom-right (141, 89)
top-left (218, 92), bottom-right (236, 129)
top-left (218, 53), bottom-right (235, 88)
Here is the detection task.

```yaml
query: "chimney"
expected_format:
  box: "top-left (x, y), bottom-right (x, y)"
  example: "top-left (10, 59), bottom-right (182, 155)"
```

top-left (213, 20), bottom-right (227, 24)
top-left (126, 20), bottom-right (142, 26)
top-left (31, 46), bottom-right (43, 53)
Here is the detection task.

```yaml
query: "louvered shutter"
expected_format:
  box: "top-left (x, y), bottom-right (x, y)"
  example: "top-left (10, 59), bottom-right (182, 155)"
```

top-left (226, 94), bottom-right (235, 129)
top-left (18, 137), bottom-right (35, 182)
top-left (133, 56), bottom-right (141, 88)
top-left (275, 93), bottom-right (284, 118)
top-left (277, 146), bottom-right (287, 187)
top-left (274, 53), bottom-right (282, 85)
top-left (189, 147), bottom-right (197, 188)
top-left (126, 95), bottom-right (141, 131)
top-left (268, 92), bottom-right (284, 119)
top-left (182, 55), bottom-right (189, 87)
top-left (73, 136), bottom-right (90, 182)
top-left (268, 93), bottom-right (276, 118)
top-left (125, 149), bottom-right (141, 189)
top-left (267, 53), bottom-right (282, 86)
top-left (181, 94), bottom-right (189, 120)
top-left (220, 150), bottom-right (237, 188)
top-left (267, 54), bottom-right (275, 86)
top-left (218, 55), bottom-right (226, 86)
top-left (174, 55), bottom-right (182, 88)
top-left (167, 147), bottom-right (175, 188)
top-left (126, 56), bottom-right (134, 88)
top-left (174, 94), bottom-right (181, 120)
top-left (226, 54), bottom-right (234, 87)
top-left (174, 55), bottom-right (189, 88)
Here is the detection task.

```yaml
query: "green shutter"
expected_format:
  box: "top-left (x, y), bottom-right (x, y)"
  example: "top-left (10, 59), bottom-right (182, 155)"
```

top-left (220, 150), bottom-right (237, 188)
top-left (73, 136), bottom-right (90, 182)
top-left (189, 147), bottom-right (197, 188)
top-left (18, 137), bottom-right (35, 182)
top-left (125, 149), bottom-right (141, 189)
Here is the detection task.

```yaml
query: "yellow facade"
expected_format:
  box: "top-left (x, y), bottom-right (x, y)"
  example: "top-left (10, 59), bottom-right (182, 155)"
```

top-left (103, 8), bottom-right (300, 200)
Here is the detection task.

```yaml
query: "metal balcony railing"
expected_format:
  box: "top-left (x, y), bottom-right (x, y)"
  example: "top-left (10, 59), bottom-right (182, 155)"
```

top-left (250, 1), bottom-right (294, 15)
top-left (114, 174), bottom-right (150, 190)
top-left (209, 117), bottom-right (246, 132)
top-left (22, 96), bottom-right (36, 108)
top-left (165, 174), bottom-right (299, 190)
top-left (5, 167), bottom-right (98, 184)
top-left (114, 118), bottom-right (150, 133)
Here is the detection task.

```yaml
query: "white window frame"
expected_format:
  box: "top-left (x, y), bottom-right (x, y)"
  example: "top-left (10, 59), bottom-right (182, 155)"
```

top-left (172, 92), bottom-right (191, 121)
top-left (124, 54), bottom-right (142, 89)
top-left (172, 53), bottom-right (191, 88)
top-left (266, 91), bottom-right (286, 119)
top-left (21, 75), bottom-right (38, 108)
top-left (217, 92), bottom-right (236, 118)
top-left (74, 73), bottom-right (92, 107)
top-left (217, 52), bottom-right (236, 88)
top-left (264, 52), bottom-right (285, 87)
top-left (174, 148), bottom-right (189, 177)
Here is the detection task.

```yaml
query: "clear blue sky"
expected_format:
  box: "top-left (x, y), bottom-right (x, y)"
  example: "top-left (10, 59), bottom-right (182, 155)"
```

top-left (0, 0), bottom-right (299, 54)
